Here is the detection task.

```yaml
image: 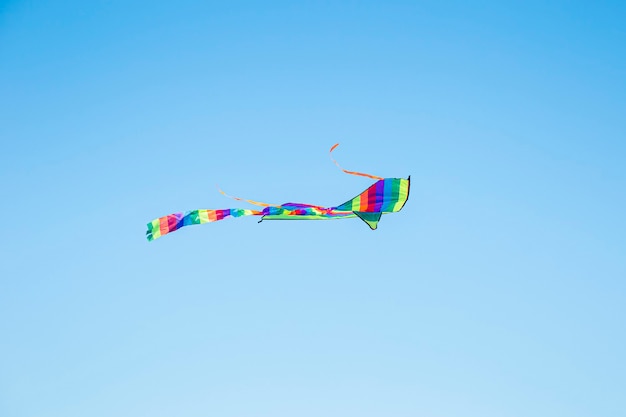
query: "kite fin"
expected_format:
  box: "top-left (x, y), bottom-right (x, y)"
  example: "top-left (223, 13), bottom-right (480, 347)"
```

top-left (354, 211), bottom-right (382, 230)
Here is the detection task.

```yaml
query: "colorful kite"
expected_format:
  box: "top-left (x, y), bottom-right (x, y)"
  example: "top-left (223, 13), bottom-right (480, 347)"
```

top-left (146, 144), bottom-right (410, 241)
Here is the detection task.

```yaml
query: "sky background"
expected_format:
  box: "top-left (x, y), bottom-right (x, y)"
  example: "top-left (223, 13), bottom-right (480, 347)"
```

top-left (1, 1), bottom-right (625, 416)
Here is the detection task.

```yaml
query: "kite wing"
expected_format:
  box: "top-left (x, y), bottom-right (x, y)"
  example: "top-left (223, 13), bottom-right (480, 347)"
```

top-left (334, 177), bottom-right (410, 230)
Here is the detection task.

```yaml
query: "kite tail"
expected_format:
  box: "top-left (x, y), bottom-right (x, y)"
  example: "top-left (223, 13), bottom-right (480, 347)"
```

top-left (146, 208), bottom-right (262, 241)
top-left (329, 143), bottom-right (384, 180)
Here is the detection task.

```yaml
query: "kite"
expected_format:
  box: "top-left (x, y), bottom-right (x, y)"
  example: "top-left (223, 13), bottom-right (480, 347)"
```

top-left (146, 144), bottom-right (410, 241)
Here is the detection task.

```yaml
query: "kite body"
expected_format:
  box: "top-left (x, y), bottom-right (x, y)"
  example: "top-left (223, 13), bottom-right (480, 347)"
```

top-left (146, 145), bottom-right (409, 241)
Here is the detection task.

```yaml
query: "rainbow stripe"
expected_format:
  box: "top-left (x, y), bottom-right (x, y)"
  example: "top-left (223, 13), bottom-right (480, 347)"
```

top-left (334, 178), bottom-right (410, 214)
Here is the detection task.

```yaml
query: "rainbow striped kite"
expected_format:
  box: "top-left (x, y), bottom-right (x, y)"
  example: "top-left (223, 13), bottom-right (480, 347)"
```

top-left (146, 144), bottom-right (410, 241)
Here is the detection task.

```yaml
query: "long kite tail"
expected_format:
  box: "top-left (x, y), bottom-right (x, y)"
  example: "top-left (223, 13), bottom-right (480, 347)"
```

top-left (329, 143), bottom-right (384, 180)
top-left (146, 208), bottom-right (262, 241)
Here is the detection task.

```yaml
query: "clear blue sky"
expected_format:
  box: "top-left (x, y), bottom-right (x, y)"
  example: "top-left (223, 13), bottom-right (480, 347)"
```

top-left (1, 1), bottom-right (625, 416)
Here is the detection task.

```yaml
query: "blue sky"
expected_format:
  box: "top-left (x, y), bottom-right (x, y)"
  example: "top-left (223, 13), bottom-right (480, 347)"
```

top-left (1, 1), bottom-right (625, 416)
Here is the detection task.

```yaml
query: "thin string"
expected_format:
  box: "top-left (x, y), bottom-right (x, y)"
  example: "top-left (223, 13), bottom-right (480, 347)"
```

top-left (216, 185), bottom-right (276, 208)
top-left (329, 143), bottom-right (384, 180)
